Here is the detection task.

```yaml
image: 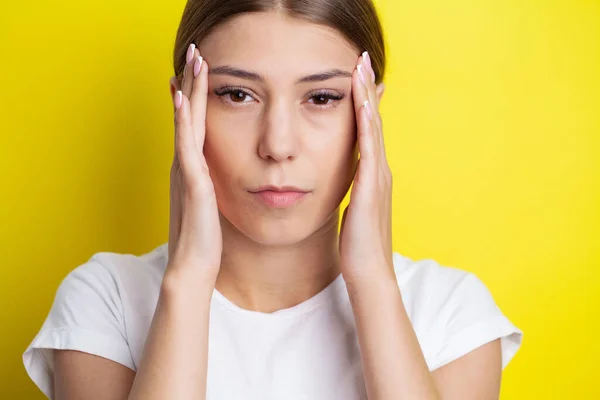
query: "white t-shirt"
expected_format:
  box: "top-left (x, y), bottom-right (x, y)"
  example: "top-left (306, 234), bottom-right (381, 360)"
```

top-left (23, 243), bottom-right (522, 399)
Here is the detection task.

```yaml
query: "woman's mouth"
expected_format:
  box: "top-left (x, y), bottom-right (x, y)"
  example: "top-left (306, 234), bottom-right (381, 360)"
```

top-left (249, 186), bottom-right (310, 208)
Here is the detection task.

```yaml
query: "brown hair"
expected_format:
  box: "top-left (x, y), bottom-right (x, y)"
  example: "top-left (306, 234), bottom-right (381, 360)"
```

top-left (172, 0), bottom-right (386, 84)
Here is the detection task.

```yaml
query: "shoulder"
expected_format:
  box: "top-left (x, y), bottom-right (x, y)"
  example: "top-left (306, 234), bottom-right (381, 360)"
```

top-left (392, 252), bottom-right (496, 318)
top-left (46, 242), bottom-right (167, 321)
top-left (88, 242), bottom-right (168, 299)
top-left (22, 243), bottom-right (169, 398)
top-left (81, 242), bottom-right (168, 287)
top-left (47, 243), bottom-right (168, 324)
top-left (391, 252), bottom-right (523, 371)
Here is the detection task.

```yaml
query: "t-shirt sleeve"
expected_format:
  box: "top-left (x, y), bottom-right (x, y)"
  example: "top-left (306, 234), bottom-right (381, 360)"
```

top-left (22, 260), bottom-right (135, 399)
top-left (394, 254), bottom-right (523, 372)
top-left (426, 271), bottom-right (523, 371)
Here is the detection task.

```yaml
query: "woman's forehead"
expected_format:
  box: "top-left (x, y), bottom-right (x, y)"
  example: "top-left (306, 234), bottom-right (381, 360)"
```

top-left (199, 11), bottom-right (359, 75)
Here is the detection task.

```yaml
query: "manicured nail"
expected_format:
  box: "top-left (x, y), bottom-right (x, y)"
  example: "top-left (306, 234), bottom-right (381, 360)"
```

top-left (186, 43), bottom-right (196, 64)
top-left (357, 64), bottom-right (366, 85)
top-left (362, 51), bottom-right (371, 69)
top-left (175, 90), bottom-right (182, 109)
top-left (194, 55), bottom-right (203, 77)
top-left (362, 51), bottom-right (375, 83)
top-left (364, 100), bottom-right (372, 120)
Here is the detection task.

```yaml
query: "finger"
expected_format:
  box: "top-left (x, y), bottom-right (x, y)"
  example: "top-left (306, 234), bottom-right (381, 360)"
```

top-left (362, 51), bottom-right (383, 130)
top-left (360, 51), bottom-right (377, 107)
top-left (182, 43), bottom-right (197, 99)
top-left (355, 106), bottom-right (377, 183)
top-left (190, 54), bottom-right (209, 150)
top-left (361, 52), bottom-right (388, 166)
top-left (359, 53), bottom-right (384, 162)
top-left (362, 50), bottom-right (376, 85)
top-left (360, 51), bottom-right (380, 123)
top-left (352, 58), bottom-right (369, 116)
top-left (174, 90), bottom-right (203, 180)
top-left (374, 83), bottom-right (385, 155)
top-left (352, 57), bottom-right (372, 133)
top-left (352, 60), bottom-right (377, 168)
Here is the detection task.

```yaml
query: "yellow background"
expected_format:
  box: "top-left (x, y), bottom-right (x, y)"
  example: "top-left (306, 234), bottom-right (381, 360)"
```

top-left (1, 0), bottom-right (598, 398)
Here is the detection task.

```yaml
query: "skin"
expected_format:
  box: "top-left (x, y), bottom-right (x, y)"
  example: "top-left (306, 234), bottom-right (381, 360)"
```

top-left (54, 11), bottom-right (502, 400)
top-left (191, 11), bottom-right (364, 311)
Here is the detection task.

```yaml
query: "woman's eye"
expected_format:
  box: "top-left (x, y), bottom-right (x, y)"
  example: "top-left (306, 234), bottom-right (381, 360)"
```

top-left (214, 87), bottom-right (255, 105)
top-left (213, 86), bottom-right (344, 108)
top-left (228, 90), bottom-right (251, 103)
top-left (308, 92), bottom-right (344, 107)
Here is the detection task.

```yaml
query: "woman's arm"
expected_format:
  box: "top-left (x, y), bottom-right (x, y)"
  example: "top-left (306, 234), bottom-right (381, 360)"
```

top-left (127, 268), bottom-right (216, 400)
top-left (129, 46), bottom-right (221, 399)
top-left (340, 51), bottom-right (503, 399)
top-left (54, 45), bottom-right (220, 400)
top-left (347, 275), bottom-right (502, 400)
top-left (54, 351), bottom-right (135, 400)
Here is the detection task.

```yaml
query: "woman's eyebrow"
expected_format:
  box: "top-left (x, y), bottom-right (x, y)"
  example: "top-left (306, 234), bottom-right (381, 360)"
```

top-left (209, 65), bottom-right (352, 83)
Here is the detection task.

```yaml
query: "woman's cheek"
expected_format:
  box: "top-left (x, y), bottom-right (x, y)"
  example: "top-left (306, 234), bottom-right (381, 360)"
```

top-left (205, 115), bottom-right (257, 179)
top-left (315, 108), bottom-right (357, 152)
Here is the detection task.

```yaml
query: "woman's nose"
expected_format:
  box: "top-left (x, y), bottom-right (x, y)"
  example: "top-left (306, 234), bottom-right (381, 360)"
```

top-left (257, 101), bottom-right (300, 162)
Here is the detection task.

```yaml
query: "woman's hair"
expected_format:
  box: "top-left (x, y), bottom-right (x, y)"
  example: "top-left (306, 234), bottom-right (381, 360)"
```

top-left (173, 0), bottom-right (386, 84)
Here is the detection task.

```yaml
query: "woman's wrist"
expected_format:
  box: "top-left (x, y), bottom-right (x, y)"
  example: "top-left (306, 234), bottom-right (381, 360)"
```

top-left (161, 262), bottom-right (218, 301)
top-left (345, 269), bottom-right (400, 309)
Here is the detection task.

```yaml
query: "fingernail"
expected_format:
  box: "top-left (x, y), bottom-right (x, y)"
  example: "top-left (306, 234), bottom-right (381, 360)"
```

top-left (194, 55), bottom-right (203, 77)
top-left (357, 64), bottom-right (366, 85)
top-left (364, 100), bottom-right (372, 120)
top-left (362, 51), bottom-right (375, 83)
top-left (186, 43), bottom-right (196, 64)
top-left (175, 90), bottom-right (183, 109)
top-left (362, 51), bottom-right (371, 70)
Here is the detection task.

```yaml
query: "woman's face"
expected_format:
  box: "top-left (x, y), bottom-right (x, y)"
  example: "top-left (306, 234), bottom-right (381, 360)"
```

top-left (198, 11), bottom-right (361, 246)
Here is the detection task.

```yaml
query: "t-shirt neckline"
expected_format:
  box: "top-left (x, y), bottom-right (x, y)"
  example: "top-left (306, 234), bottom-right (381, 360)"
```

top-left (160, 242), bottom-right (348, 318)
top-left (211, 271), bottom-right (346, 319)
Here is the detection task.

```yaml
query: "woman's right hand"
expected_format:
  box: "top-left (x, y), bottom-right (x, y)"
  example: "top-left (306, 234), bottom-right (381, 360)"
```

top-left (167, 43), bottom-right (222, 282)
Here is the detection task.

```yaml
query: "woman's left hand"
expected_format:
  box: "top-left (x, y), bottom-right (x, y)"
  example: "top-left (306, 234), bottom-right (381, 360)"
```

top-left (339, 51), bottom-right (394, 284)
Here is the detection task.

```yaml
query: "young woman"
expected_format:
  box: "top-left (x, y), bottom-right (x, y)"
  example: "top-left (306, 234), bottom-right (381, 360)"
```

top-left (23, 1), bottom-right (522, 399)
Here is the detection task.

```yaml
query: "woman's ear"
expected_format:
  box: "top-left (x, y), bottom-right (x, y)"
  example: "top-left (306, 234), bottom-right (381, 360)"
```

top-left (376, 83), bottom-right (385, 104)
top-left (169, 76), bottom-right (181, 111)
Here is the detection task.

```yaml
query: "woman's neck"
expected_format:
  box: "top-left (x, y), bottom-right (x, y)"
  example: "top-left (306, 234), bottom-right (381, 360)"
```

top-left (214, 211), bottom-right (342, 313)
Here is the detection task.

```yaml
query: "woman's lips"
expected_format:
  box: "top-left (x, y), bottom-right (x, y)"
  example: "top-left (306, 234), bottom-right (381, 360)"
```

top-left (252, 190), bottom-right (308, 207)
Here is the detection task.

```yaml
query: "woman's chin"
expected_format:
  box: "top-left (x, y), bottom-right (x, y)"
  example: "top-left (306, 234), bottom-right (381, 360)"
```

top-left (245, 218), bottom-right (317, 247)
top-left (219, 212), bottom-right (319, 247)
top-left (218, 198), bottom-right (340, 247)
